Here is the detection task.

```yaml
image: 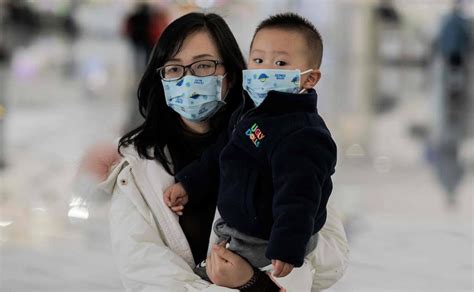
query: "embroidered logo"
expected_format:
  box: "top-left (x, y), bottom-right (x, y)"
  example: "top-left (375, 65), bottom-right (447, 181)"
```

top-left (245, 123), bottom-right (265, 147)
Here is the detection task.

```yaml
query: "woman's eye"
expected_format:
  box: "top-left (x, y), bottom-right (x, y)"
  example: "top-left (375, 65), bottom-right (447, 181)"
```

top-left (166, 66), bottom-right (180, 73)
top-left (275, 60), bottom-right (287, 66)
top-left (197, 64), bottom-right (211, 69)
top-left (253, 58), bottom-right (263, 64)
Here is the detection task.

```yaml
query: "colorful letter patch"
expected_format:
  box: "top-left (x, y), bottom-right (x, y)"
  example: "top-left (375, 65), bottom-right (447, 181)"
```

top-left (245, 123), bottom-right (265, 147)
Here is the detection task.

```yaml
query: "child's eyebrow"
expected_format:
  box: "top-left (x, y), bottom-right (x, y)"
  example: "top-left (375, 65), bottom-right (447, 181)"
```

top-left (272, 50), bottom-right (290, 55)
top-left (250, 49), bottom-right (265, 54)
top-left (250, 49), bottom-right (289, 56)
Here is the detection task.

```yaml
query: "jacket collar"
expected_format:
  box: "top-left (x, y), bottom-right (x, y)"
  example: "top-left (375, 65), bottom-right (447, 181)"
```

top-left (250, 89), bottom-right (319, 115)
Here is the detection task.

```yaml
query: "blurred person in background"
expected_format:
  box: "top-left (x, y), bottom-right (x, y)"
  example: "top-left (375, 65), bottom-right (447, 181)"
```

top-left (123, 2), bottom-right (170, 76)
top-left (430, 0), bottom-right (471, 203)
top-left (91, 12), bottom-right (348, 291)
top-left (437, 0), bottom-right (470, 69)
top-left (375, 0), bottom-right (400, 24)
top-left (0, 0), bottom-right (40, 169)
top-left (372, 0), bottom-right (402, 114)
top-left (122, 2), bottom-right (170, 133)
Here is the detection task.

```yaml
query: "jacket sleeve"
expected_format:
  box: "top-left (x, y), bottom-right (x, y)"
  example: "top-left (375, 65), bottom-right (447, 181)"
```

top-left (109, 166), bottom-right (236, 292)
top-left (266, 127), bottom-right (337, 267)
top-left (306, 198), bottom-right (349, 291)
top-left (175, 130), bottom-right (229, 202)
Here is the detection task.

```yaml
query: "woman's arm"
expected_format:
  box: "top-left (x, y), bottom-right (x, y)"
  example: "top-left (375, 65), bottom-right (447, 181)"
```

top-left (109, 173), bottom-right (236, 292)
top-left (78, 141), bottom-right (121, 182)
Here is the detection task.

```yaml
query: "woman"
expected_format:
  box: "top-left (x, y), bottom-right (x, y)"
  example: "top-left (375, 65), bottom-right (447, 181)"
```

top-left (100, 12), bottom-right (348, 291)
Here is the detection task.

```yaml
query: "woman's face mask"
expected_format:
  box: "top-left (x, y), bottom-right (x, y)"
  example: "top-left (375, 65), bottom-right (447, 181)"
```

top-left (162, 74), bottom-right (226, 122)
top-left (242, 69), bottom-right (312, 107)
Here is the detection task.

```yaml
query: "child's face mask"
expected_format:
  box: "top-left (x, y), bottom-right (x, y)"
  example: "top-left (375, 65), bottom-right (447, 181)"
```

top-left (162, 75), bottom-right (226, 122)
top-left (242, 69), bottom-right (312, 107)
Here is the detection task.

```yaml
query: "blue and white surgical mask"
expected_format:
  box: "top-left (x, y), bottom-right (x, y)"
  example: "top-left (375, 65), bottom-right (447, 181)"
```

top-left (162, 75), bottom-right (226, 122)
top-left (242, 69), bottom-right (312, 107)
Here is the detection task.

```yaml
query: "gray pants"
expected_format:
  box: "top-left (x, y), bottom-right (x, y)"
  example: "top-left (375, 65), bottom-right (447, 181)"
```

top-left (213, 218), bottom-right (318, 268)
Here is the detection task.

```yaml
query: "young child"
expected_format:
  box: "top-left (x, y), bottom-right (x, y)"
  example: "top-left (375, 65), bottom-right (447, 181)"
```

top-left (164, 13), bottom-right (337, 279)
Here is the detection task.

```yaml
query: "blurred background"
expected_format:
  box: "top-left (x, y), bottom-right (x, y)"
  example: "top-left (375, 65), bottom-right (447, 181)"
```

top-left (0, 0), bottom-right (472, 291)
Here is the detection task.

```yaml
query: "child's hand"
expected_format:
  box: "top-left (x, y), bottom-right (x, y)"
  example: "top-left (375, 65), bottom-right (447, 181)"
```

top-left (272, 259), bottom-right (294, 278)
top-left (163, 183), bottom-right (188, 216)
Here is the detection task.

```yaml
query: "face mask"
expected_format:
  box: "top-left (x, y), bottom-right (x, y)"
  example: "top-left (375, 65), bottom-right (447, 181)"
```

top-left (162, 75), bottom-right (226, 122)
top-left (242, 69), bottom-right (312, 107)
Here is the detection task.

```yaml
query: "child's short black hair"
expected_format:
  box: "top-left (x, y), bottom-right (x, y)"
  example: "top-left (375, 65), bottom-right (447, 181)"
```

top-left (251, 13), bottom-right (323, 68)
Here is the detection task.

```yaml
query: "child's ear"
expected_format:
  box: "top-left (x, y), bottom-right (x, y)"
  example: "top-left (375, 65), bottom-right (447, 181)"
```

top-left (302, 69), bottom-right (321, 90)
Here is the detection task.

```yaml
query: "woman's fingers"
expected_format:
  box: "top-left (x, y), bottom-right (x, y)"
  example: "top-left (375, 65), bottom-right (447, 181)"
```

top-left (209, 247), bottom-right (224, 282)
top-left (205, 255), bottom-right (213, 280)
top-left (213, 244), bottom-right (235, 263)
top-left (207, 245), bottom-right (254, 287)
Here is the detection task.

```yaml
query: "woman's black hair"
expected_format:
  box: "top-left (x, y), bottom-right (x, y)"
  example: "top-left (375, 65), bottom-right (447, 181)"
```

top-left (118, 12), bottom-right (246, 174)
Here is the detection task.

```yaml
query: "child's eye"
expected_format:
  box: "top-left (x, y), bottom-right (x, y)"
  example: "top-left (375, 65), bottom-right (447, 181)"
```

top-left (275, 60), bottom-right (287, 66)
top-left (253, 58), bottom-right (263, 64)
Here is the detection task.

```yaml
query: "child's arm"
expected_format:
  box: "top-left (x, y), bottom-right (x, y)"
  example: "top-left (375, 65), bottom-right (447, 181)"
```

top-left (175, 129), bottom-right (230, 203)
top-left (266, 127), bottom-right (337, 268)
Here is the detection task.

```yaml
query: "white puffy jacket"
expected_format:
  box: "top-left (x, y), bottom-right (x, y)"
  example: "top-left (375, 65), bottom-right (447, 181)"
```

top-left (101, 148), bottom-right (349, 292)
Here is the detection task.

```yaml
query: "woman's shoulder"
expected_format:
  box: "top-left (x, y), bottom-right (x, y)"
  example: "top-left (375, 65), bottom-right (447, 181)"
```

top-left (99, 145), bottom-right (173, 194)
top-left (98, 146), bottom-right (147, 194)
top-left (119, 145), bottom-right (143, 164)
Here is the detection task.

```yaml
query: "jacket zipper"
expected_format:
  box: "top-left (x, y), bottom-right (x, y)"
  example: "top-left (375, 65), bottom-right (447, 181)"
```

top-left (233, 94), bottom-right (258, 134)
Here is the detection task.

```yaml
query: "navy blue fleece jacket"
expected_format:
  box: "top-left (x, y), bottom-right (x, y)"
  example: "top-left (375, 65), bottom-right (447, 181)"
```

top-left (176, 89), bottom-right (337, 267)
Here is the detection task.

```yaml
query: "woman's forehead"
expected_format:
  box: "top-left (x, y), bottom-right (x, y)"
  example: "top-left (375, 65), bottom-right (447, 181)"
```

top-left (171, 31), bottom-right (220, 62)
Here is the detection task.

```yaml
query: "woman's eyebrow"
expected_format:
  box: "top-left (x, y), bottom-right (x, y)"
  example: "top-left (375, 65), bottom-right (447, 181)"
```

top-left (192, 54), bottom-right (215, 60)
top-left (166, 57), bottom-right (181, 63)
top-left (165, 54), bottom-right (216, 64)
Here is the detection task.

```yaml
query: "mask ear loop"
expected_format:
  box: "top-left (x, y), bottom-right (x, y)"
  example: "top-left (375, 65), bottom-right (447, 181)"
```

top-left (300, 69), bottom-right (313, 75)
top-left (220, 73), bottom-right (229, 103)
top-left (299, 69), bottom-right (314, 94)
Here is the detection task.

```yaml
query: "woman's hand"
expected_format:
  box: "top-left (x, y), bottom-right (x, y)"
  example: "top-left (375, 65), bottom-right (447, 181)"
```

top-left (206, 243), bottom-right (254, 288)
top-left (78, 142), bottom-right (121, 181)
